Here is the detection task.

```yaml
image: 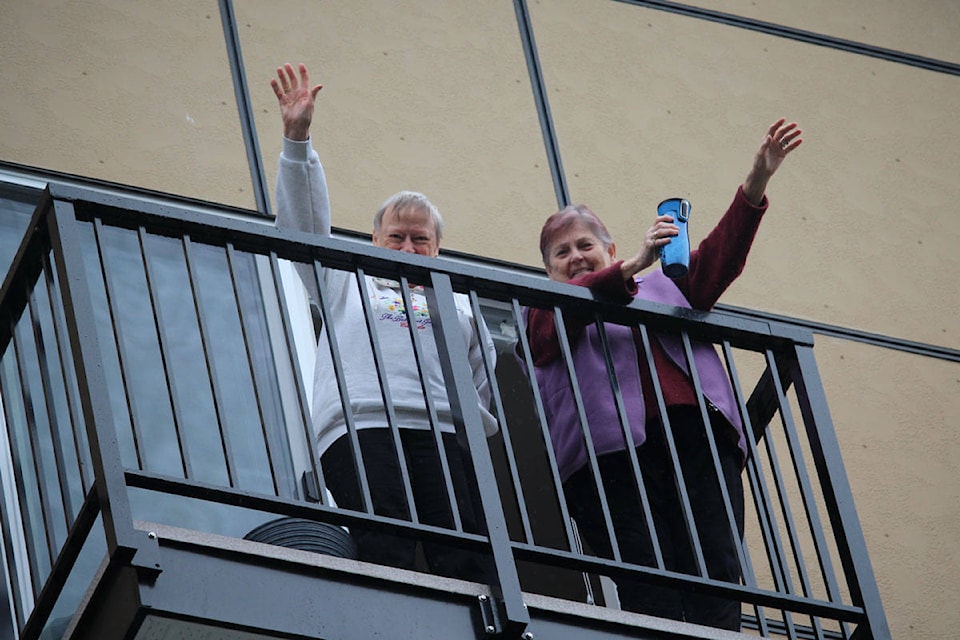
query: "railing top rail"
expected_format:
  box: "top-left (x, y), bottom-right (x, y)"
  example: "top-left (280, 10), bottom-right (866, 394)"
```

top-left (47, 184), bottom-right (812, 350)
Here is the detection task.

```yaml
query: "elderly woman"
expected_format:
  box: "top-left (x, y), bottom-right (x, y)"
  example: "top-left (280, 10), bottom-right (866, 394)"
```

top-left (522, 119), bottom-right (801, 630)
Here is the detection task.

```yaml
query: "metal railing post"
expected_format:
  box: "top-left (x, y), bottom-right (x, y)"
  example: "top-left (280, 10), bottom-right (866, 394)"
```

top-left (426, 273), bottom-right (529, 637)
top-left (45, 199), bottom-right (159, 574)
top-left (790, 343), bottom-right (891, 640)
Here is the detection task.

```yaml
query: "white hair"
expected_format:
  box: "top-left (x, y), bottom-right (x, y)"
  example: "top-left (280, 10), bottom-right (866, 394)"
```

top-left (373, 190), bottom-right (444, 239)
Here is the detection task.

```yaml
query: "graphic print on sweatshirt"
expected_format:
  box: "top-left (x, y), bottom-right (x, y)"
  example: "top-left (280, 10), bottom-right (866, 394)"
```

top-left (377, 291), bottom-right (431, 330)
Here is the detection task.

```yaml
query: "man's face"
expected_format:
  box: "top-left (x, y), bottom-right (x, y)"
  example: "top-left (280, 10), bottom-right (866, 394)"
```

top-left (372, 205), bottom-right (440, 257)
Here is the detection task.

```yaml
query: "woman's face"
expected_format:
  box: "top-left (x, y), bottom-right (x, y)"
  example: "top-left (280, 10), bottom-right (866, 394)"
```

top-left (544, 220), bottom-right (616, 282)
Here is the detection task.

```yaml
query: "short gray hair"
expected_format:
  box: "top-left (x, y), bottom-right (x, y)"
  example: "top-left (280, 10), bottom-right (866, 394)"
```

top-left (373, 191), bottom-right (444, 240)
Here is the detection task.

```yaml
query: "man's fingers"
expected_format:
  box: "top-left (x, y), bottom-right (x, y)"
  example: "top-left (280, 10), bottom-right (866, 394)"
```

top-left (274, 63), bottom-right (318, 103)
top-left (283, 62), bottom-right (298, 89)
top-left (298, 63), bottom-right (310, 88)
top-left (269, 78), bottom-right (285, 100)
top-left (276, 66), bottom-right (292, 92)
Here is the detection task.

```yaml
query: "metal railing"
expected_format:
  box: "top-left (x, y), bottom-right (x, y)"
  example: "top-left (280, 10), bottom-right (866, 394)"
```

top-left (0, 184), bottom-right (890, 639)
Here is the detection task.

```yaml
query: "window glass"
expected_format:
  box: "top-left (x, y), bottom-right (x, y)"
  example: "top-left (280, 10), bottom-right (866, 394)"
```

top-left (0, 183), bottom-right (310, 635)
top-left (75, 219), bottom-right (299, 532)
top-left (0, 189), bottom-right (39, 278)
top-left (40, 515), bottom-right (106, 640)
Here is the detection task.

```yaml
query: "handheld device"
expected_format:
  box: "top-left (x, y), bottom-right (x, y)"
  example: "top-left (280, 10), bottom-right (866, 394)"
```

top-left (657, 197), bottom-right (691, 278)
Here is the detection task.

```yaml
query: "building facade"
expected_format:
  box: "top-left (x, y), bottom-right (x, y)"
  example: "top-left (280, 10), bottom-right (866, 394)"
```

top-left (1, 2), bottom-right (958, 639)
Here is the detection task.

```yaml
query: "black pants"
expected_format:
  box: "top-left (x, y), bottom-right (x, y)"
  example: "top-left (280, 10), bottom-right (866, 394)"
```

top-left (563, 406), bottom-right (745, 630)
top-left (321, 428), bottom-right (489, 583)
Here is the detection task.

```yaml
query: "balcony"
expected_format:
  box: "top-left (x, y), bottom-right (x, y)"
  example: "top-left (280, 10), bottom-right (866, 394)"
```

top-left (0, 184), bottom-right (890, 639)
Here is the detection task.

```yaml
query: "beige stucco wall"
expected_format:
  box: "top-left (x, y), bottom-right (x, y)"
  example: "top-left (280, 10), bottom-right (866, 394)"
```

top-left (236, 0), bottom-right (557, 252)
top-left (525, 0), bottom-right (960, 349)
top-left (1, 2), bottom-right (958, 639)
top-left (818, 338), bottom-right (960, 635)
top-left (683, 0), bottom-right (960, 64)
top-left (0, 0), bottom-right (255, 208)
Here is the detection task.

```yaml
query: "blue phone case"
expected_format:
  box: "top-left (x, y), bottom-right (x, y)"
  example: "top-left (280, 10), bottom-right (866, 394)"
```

top-left (657, 198), bottom-right (691, 278)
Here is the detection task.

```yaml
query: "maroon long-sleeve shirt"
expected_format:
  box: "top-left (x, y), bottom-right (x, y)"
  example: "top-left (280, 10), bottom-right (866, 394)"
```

top-left (526, 186), bottom-right (768, 416)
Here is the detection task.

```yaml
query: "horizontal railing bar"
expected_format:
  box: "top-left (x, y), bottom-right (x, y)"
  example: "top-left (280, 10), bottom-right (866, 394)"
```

top-left (742, 613), bottom-right (848, 640)
top-left (55, 191), bottom-right (807, 349)
top-left (123, 470), bottom-right (490, 552)
top-left (509, 542), bottom-right (866, 622)
top-left (720, 302), bottom-right (960, 363)
top-left (126, 467), bottom-right (865, 623)
top-left (19, 178), bottom-right (955, 359)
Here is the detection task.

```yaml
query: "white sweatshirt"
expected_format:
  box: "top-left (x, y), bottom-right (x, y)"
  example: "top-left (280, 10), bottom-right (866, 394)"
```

top-left (274, 137), bottom-right (498, 455)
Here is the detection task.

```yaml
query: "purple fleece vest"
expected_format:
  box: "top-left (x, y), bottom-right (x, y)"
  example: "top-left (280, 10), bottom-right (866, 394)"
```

top-left (526, 270), bottom-right (745, 481)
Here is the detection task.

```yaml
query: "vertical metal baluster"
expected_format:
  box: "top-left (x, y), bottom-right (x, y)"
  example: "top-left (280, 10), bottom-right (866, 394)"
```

top-left (224, 243), bottom-right (279, 496)
top-left (91, 219), bottom-right (144, 470)
top-left (138, 228), bottom-right (191, 479)
top-left (181, 236), bottom-right (236, 488)
top-left (355, 268), bottom-right (417, 523)
top-left (26, 284), bottom-right (74, 540)
top-left (398, 275), bottom-right (460, 531)
top-left (10, 309), bottom-right (59, 582)
top-left (266, 252), bottom-right (322, 503)
top-left (679, 331), bottom-right (751, 587)
top-left (41, 248), bottom-right (91, 496)
top-left (511, 299), bottom-right (578, 552)
top-left (637, 325), bottom-right (707, 575)
top-left (468, 291), bottom-right (533, 544)
top-left (754, 353), bottom-right (806, 638)
top-left (552, 308), bottom-right (622, 563)
top-left (593, 317), bottom-right (664, 570)
top-left (721, 341), bottom-right (783, 637)
top-left (308, 260), bottom-right (369, 510)
top-left (0, 341), bottom-right (46, 598)
top-left (427, 273), bottom-right (528, 635)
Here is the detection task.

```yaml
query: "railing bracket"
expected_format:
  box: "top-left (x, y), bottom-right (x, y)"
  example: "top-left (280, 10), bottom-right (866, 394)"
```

top-left (478, 593), bottom-right (502, 637)
top-left (131, 529), bottom-right (163, 582)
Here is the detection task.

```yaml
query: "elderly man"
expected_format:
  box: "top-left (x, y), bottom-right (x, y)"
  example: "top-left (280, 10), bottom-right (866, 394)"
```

top-left (270, 63), bottom-right (497, 581)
